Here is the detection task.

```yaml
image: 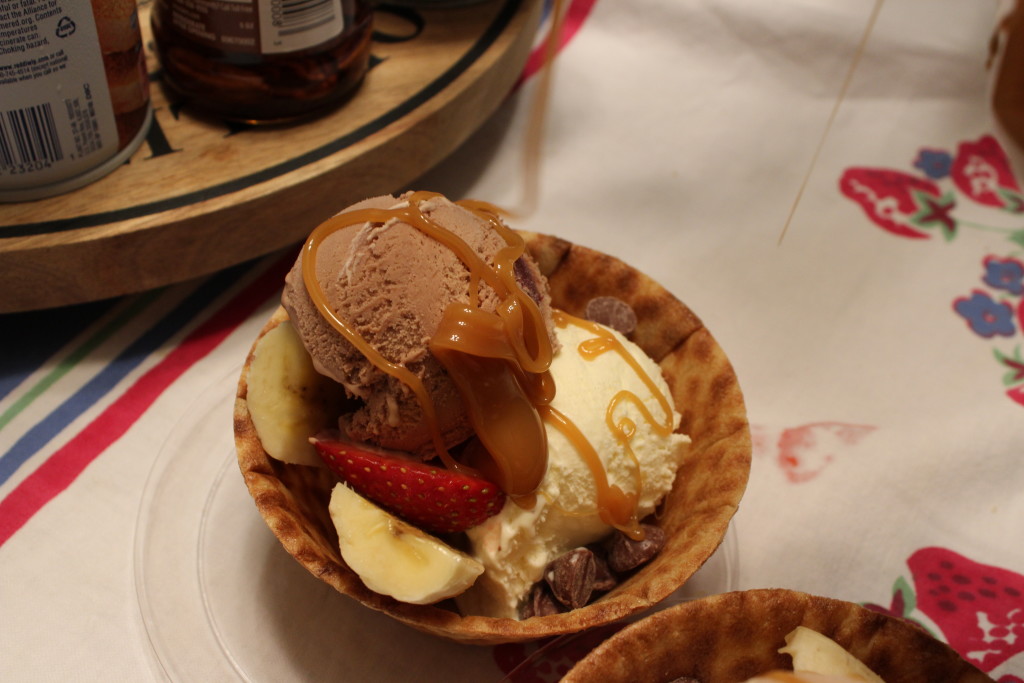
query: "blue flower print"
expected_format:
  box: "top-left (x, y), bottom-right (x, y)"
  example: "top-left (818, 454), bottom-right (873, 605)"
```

top-left (953, 290), bottom-right (1016, 338)
top-left (913, 149), bottom-right (953, 180)
top-left (982, 256), bottom-right (1024, 295)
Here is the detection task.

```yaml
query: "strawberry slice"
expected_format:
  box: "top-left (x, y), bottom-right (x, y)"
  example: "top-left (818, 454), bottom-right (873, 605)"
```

top-left (312, 435), bottom-right (506, 534)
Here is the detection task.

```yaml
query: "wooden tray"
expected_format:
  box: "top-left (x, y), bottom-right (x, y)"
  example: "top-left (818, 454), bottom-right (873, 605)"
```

top-left (0, 0), bottom-right (542, 313)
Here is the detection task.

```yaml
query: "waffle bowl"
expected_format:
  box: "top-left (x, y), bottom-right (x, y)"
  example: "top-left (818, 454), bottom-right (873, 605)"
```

top-left (561, 588), bottom-right (994, 682)
top-left (233, 231), bottom-right (752, 645)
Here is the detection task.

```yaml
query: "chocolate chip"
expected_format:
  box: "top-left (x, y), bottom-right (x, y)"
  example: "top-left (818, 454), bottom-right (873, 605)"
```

top-left (544, 547), bottom-right (596, 609)
top-left (606, 524), bottom-right (666, 573)
top-left (591, 553), bottom-right (618, 592)
top-left (520, 582), bottom-right (564, 619)
top-left (514, 257), bottom-right (544, 304)
top-left (584, 296), bottom-right (638, 336)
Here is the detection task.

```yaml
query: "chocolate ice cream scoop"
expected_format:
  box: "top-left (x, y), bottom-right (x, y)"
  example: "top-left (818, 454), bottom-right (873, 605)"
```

top-left (282, 192), bottom-right (558, 460)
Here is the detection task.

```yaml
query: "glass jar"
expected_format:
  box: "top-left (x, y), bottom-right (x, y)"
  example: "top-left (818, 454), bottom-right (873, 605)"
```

top-left (150, 0), bottom-right (373, 124)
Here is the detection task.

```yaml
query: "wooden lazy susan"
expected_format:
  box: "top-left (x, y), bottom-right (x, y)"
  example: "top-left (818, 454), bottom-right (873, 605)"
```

top-left (0, 0), bottom-right (542, 313)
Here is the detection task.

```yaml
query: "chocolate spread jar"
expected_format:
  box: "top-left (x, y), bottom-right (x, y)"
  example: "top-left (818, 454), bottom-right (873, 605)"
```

top-left (150, 0), bottom-right (373, 124)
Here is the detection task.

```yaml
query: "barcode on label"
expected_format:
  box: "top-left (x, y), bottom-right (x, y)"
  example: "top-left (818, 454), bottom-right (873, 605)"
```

top-left (259, 0), bottom-right (343, 53)
top-left (0, 103), bottom-right (64, 172)
top-left (273, 0), bottom-right (336, 36)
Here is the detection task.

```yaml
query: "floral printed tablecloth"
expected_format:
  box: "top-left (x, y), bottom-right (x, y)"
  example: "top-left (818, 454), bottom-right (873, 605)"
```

top-left (2, 0), bottom-right (1022, 680)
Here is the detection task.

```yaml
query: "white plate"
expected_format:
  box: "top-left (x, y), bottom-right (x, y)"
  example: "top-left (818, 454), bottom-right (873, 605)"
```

top-left (134, 369), bottom-right (738, 682)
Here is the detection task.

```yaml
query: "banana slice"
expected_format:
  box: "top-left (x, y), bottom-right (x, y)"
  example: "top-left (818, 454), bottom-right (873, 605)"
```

top-left (328, 483), bottom-right (484, 605)
top-left (247, 320), bottom-right (345, 466)
top-left (779, 626), bottom-right (885, 682)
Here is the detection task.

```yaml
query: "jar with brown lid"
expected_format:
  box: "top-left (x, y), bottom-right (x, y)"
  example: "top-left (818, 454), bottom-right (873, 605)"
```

top-left (150, 0), bottom-right (373, 124)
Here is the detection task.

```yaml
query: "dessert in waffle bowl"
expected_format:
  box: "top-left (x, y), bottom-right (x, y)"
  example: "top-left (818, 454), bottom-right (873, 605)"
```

top-left (561, 588), bottom-right (993, 682)
top-left (233, 192), bottom-right (751, 644)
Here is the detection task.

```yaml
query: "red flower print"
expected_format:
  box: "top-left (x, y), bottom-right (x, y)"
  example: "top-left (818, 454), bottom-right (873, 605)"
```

top-left (908, 547), bottom-right (1024, 672)
top-left (840, 168), bottom-right (957, 239)
top-left (950, 135), bottom-right (1024, 212)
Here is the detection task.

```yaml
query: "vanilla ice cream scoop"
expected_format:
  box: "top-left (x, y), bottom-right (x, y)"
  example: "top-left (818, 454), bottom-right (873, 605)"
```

top-left (455, 316), bottom-right (689, 619)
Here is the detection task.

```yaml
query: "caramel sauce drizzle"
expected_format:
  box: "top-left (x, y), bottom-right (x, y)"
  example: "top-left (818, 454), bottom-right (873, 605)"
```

top-left (302, 192), bottom-right (553, 496)
top-left (540, 311), bottom-right (676, 540)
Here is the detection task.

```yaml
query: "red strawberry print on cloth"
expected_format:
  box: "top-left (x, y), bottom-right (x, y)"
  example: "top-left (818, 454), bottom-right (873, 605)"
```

top-left (840, 134), bottom-right (1024, 407)
top-left (950, 135), bottom-right (1024, 212)
top-left (909, 547), bottom-right (1024, 672)
top-left (868, 547), bottom-right (1024, 675)
top-left (839, 168), bottom-right (957, 239)
top-left (492, 624), bottom-right (625, 682)
top-left (312, 435), bottom-right (505, 534)
top-left (750, 422), bottom-right (875, 484)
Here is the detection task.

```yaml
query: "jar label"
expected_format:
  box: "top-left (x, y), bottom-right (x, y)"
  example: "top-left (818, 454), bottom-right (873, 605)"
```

top-left (0, 0), bottom-right (125, 190)
top-left (168, 0), bottom-right (346, 55)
